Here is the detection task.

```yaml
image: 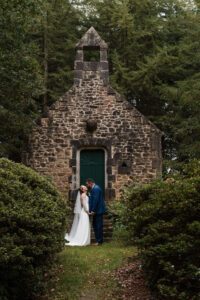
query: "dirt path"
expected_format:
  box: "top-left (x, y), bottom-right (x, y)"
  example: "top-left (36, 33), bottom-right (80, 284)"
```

top-left (116, 259), bottom-right (155, 300)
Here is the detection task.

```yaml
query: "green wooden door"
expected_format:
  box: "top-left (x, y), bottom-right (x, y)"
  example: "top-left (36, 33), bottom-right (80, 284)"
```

top-left (80, 149), bottom-right (105, 192)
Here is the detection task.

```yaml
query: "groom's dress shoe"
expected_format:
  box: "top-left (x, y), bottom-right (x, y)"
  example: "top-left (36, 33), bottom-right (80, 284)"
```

top-left (91, 242), bottom-right (102, 246)
top-left (92, 243), bottom-right (101, 246)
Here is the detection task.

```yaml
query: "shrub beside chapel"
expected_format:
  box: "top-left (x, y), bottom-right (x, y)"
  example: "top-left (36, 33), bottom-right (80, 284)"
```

top-left (0, 158), bottom-right (68, 299)
top-left (112, 162), bottom-right (200, 300)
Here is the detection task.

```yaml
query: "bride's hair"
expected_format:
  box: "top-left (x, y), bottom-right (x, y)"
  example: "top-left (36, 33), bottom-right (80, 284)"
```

top-left (79, 185), bottom-right (86, 194)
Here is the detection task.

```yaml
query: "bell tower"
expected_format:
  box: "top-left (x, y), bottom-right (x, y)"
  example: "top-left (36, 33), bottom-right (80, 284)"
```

top-left (74, 27), bottom-right (109, 86)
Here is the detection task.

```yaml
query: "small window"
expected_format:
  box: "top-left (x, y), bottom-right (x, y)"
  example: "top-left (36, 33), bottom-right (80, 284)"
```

top-left (83, 46), bottom-right (100, 62)
top-left (122, 161), bottom-right (127, 167)
top-left (118, 161), bottom-right (131, 174)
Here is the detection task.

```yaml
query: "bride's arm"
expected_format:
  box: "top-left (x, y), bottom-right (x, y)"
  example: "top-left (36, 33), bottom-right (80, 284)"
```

top-left (81, 194), bottom-right (89, 213)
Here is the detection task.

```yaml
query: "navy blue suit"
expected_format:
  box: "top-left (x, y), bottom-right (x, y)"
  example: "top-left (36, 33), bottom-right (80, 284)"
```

top-left (89, 184), bottom-right (106, 243)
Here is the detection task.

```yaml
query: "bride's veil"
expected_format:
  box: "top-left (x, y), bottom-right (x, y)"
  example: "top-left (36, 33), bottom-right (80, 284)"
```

top-left (73, 190), bottom-right (81, 214)
top-left (65, 190), bottom-right (81, 242)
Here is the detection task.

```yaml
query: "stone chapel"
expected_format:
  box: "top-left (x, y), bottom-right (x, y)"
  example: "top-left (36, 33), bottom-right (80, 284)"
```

top-left (22, 27), bottom-right (163, 203)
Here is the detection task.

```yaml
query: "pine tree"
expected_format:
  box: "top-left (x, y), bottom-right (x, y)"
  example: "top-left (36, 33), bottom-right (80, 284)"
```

top-left (0, 0), bottom-right (43, 161)
top-left (0, 0), bottom-right (83, 159)
top-left (34, 0), bottom-right (84, 110)
top-left (160, 4), bottom-right (200, 168)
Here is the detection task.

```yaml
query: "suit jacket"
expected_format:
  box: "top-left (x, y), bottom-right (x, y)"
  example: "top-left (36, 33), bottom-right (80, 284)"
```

top-left (89, 184), bottom-right (106, 215)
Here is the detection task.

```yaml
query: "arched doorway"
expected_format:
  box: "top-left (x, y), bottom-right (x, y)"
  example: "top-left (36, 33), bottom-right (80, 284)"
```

top-left (80, 149), bottom-right (105, 192)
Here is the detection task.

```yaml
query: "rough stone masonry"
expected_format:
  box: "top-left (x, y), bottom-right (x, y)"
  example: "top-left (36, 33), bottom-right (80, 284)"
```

top-left (22, 27), bottom-right (163, 203)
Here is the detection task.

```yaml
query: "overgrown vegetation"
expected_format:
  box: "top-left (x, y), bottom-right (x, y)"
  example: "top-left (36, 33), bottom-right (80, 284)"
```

top-left (110, 161), bottom-right (200, 299)
top-left (0, 158), bottom-right (68, 299)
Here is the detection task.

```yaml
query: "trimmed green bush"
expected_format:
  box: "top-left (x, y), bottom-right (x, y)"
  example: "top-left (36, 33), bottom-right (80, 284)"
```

top-left (115, 177), bottom-right (200, 300)
top-left (0, 158), bottom-right (68, 299)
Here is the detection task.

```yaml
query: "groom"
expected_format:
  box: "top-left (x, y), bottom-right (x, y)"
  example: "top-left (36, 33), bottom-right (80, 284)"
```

top-left (86, 178), bottom-right (107, 246)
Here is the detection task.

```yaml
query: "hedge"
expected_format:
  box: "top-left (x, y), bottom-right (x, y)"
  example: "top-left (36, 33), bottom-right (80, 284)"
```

top-left (0, 158), bottom-right (68, 299)
top-left (113, 176), bottom-right (200, 300)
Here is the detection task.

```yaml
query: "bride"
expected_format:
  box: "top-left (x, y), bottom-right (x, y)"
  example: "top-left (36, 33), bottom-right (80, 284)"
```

top-left (65, 185), bottom-right (91, 246)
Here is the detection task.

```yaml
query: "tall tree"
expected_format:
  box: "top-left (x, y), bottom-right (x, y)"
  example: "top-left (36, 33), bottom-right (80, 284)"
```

top-left (0, 0), bottom-right (83, 160)
top-left (160, 5), bottom-right (200, 167)
top-left (0, 0), bottom-right (43, 161)
top-left (34, 0), bottom-right (84, 110)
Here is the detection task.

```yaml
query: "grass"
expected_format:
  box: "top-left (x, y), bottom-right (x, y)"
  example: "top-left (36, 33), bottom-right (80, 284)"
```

top-left (52, 240), bottom-right (137, 300)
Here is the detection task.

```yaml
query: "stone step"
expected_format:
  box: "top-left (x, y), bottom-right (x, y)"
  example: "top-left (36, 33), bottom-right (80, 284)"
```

top-left (91, 230), bottom-right (112, 234)
top-left (91, 232), bottom-right (112, 236)
top-left (91, 238), bottom-right (112, 243)
top-left (91, 218), bottom-right (113, 241)
top-left (91, 227), bottom-right (113, 233)
top-left (103, 227), bottom-right (112, 230)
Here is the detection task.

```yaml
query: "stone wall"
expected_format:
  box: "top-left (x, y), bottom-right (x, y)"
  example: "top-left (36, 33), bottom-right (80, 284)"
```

top-left (22, 27), bottom-right (162, 203)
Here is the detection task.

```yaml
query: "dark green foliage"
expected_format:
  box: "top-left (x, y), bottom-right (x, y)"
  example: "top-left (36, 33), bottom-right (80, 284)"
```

top-left (0, 0), bottom-right (43, 161)
top-left (34, 0), bottom-right (84, 109)
top-left (115, 172), bottom-right (200, 299)
top-left (0, 158), bottom-right (68, 299)
top-left (107, 200), bottom-right (130, 243)
top-left (0, 0), bottom-right (82, 160)
top-left (183, 159), bottom-right (200, 178)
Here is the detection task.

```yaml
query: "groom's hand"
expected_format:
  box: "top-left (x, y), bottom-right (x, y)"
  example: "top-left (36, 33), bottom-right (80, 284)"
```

top-left (90, 211), bottom-right (95, 216)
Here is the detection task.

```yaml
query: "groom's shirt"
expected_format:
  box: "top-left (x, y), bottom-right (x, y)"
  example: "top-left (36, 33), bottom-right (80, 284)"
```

top-left (89, 184), bottom-right (106, 215)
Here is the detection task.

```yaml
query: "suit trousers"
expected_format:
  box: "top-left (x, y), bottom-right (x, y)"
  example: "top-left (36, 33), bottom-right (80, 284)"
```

top-left (92, 214), bottom-right (103, 243)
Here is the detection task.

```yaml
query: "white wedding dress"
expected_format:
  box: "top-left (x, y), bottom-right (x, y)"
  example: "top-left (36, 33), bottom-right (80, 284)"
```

top-left (65, 191), bottom-right (91, 246)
